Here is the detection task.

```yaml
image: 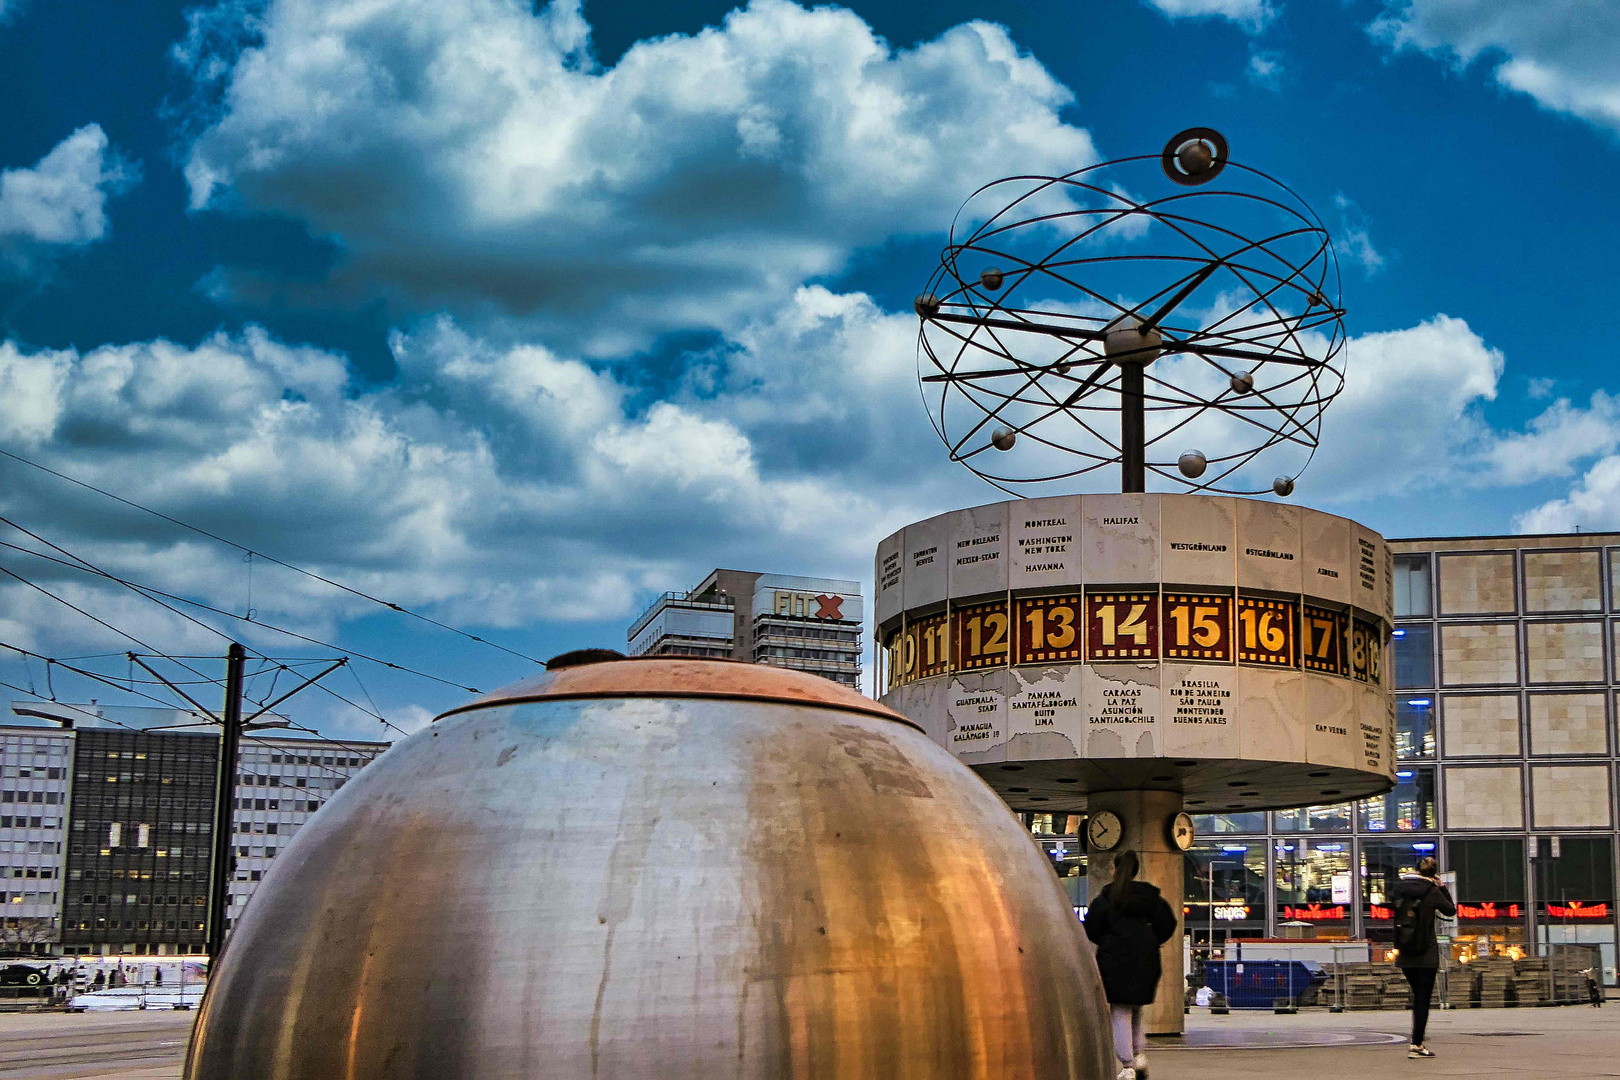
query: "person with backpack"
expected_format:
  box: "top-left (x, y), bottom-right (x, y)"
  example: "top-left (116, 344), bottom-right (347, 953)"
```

top-left (1392, 856), bottom-right (1456, 1059)
top-left (1084, 850), bottom-right (1178, 1080)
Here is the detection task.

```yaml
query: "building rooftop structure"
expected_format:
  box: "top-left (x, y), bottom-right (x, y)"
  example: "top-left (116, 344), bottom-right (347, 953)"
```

top-left (627, 569), bottom-right (863, 688)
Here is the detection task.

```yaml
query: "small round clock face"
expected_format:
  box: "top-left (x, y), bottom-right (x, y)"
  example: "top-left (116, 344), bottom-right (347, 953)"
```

top-left (1087, 810), bottom-right (1123, 851)
top-left (1169, 811), bottom-right (1196, 851)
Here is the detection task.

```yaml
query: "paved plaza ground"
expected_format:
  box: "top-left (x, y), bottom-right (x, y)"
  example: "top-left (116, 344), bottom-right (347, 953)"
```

top-left (1, 1004), bottom-right (1618, 1078)
top-left (1153, 1005), bottom-right (1620, 1079)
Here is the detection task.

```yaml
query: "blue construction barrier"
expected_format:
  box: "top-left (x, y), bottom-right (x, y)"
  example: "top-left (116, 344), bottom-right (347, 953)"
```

top-left (1203, 959), bottom-right (1328, 1009)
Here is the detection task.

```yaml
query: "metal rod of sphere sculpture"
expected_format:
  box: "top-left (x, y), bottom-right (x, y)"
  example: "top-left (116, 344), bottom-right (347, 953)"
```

top-left (880, 130), bottom-right (1394, 1037)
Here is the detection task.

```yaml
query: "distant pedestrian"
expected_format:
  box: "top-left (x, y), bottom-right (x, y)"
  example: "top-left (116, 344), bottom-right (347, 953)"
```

top-left (1392, 855), bottom-right (1456, 1059)
top-left (1084, 849), bottom-right (1177, 1080)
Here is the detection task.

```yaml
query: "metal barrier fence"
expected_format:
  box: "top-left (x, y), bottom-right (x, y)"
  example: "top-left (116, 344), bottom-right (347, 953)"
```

top-left (1185, 941), bottom-right (1603, 1011)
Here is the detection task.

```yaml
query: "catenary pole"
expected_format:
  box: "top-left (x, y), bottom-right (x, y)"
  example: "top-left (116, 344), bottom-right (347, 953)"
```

top-left (206, 643), bottom-right (246, 960)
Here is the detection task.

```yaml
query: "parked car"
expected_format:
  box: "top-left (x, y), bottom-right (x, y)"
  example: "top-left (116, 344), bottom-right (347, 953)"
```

top-left (0, 964), bottom-right (45, 987)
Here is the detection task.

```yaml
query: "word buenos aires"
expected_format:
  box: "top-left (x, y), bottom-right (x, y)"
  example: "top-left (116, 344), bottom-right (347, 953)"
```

top-left (1169, 678), bottom-right (1229, 724)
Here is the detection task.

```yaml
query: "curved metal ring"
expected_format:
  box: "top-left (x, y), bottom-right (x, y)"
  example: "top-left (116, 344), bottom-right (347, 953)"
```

top-left (1161, 127), bottom-right (1229, 186)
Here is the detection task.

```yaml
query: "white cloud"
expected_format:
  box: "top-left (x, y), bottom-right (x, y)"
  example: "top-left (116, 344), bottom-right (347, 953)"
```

top-left (1305, 315), bottom-right (1620, 503)
top-left (1372, 0), bottom-right (1620, 134)
top-left (1140, 0), bottom-right (1274, 33)
top-left (2, 297), bottom-right (1615, 710)
top-left (176, 0), bottom-right (1097, 354)
top-left (0, 125), bottom-right (137, 252)
top-left (1517, 455), bottom-right (1620, 533)
top-left (1332, 193), bottom-right (1384, 274)
top-left (1246, 50), bottom-right (1282, 89)
top-left (0, 300), bottom-right (945, 665)
top-left (1482, 391), bottom-right (1620, 486)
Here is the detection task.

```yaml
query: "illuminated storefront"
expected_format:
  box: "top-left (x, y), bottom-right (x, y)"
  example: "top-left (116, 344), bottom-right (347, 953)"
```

top-left (1277, 839), bottom-right (1355, 938)
top-left (1184, 841), bottom-right (1265, 945)
top-left (1028, 814), bottom-right (1086, 910)
top-left (1532, 836), bottom-right (1615, 979)
top-left (1447, 837), bottom-right (1528, 963)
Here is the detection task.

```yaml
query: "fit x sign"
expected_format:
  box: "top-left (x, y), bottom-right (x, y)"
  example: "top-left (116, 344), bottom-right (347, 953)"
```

top-left (774, 592), bottom-right (846, 619)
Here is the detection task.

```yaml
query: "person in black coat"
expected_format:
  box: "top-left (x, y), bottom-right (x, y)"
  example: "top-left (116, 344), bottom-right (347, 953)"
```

top-left (1392, 856), bottom-right (1456, 1059)
top-left (1084, 850), bottom-right (1177, 1080)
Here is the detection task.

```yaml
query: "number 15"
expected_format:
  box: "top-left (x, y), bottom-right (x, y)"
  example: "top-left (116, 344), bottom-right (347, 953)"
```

top-left (1169, 604), bottom-right (1222, 647)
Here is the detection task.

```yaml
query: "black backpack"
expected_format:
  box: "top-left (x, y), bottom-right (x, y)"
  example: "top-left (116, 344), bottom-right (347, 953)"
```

top-left (1393, 889), bottom-right (1425, 951)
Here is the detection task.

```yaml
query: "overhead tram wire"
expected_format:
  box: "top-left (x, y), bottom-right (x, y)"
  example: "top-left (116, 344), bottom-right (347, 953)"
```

top-left (0, 648), bottom-right (394, 792)
top-left (2, 641), bottom-right (223, 716)
top-left (0, 527), bottom-right (482, 693)
top-left (0, 561), bottom-right (221, 687)
top-left (0, 447), bottom-right (545, 667)
top-left (0, 675), bottom-right (163, 733)
top-left (0, 549), bottom-right (415, 739)
top-left (0, 527), bottom-right (426, 741)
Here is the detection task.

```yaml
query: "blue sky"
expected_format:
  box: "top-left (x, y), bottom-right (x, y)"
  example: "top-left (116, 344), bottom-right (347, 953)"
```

top-left (0, 0), bottom-right (1617, 736)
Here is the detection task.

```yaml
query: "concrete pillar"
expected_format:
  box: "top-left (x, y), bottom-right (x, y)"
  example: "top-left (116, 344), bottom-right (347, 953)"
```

top-left (1086, 789), bottom-right (1185, 1036)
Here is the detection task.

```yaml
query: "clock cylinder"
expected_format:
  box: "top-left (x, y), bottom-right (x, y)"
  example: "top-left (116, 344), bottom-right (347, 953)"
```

top-left (874, 491), bottom-right (1397, 1034)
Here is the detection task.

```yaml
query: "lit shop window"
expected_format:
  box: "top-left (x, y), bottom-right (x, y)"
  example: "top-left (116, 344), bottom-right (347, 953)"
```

top-left (1024, 813), bottom-right (1079, 838)
top-left (1363, 839), bottom-right (1437, 909)
top-left (1396, 698), bottom-right (1436, 759)
top-left (1184, 842), bottom-right (1265, 938)
top-left (1274, 802), bottom-right (1352, 833)
top-left (1039, 839), bottom-right (1085, 908)
top-left (1188, 812), bottom-right (1267, 835)
top-left (1360, 766), bottom-right (1435, 831)
top-left (1276, 840), bottom-right (1354, 935)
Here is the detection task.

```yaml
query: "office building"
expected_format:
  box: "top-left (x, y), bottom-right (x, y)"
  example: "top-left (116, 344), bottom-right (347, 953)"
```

top-left (60, 726), bottom-right (219, 955)
top-left (1022, 529), bottom-right (1620, 985)
top-left (2, 705), bottom-right (388, 957)
top-left (627, 569), bottom-right (863, 688)
top-left (226, 736), bottom-right (386, 932)
top-left (0, 728), bottom-right (72, 956)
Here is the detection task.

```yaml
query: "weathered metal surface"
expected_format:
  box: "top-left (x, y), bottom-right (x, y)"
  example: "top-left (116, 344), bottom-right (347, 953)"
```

top-left (445, 655), bottom-right (920, 730)
top-left (186, 662), bottom-right (1115, 1079)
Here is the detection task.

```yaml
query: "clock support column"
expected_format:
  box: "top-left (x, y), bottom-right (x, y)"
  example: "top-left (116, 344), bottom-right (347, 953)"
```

top-left (1086, 789), bottom-right (1187, 1036)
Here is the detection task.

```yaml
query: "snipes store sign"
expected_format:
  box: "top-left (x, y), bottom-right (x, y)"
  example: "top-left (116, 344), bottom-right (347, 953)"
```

top-left (1184, 903), bottom-right (1252, 921)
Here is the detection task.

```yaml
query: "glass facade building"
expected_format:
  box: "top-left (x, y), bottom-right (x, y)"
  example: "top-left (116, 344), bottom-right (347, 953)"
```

top-left (61, 728), bottom-right (219, 955)
top-left (3, 710), bottom-right (389, 958)
top-left (1025, 531), bottom-right (1620, 985)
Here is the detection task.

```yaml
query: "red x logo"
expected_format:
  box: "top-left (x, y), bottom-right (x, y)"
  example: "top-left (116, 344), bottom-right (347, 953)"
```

top-left (814, 594), bottom-right (843, 619)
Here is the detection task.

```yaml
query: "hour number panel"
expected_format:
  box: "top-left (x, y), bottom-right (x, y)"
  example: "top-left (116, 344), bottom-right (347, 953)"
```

top-left (954, 599), bottom-right (1010, 671)
top-left (1014, 594), bottom-right (1082, 665)
top-left (1235, 595), bottom-right (1297, 667)
top-left (882, 628), bottom-right (907, 691)
top-left (908, 611), bottom-right (950, 680)
top-left (1301, 605), bottom-right (1346, 675)
top-left (1350, 619), bottom-right (1383, 683)
top-left (1085, 591), bottom-right (1159, 661)
top-left (1162, 593), bottom-right (1232, 662)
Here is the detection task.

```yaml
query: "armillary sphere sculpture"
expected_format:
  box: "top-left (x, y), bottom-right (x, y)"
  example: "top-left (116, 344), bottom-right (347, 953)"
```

top-left (915, 128), bottom-right (1346, 496)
